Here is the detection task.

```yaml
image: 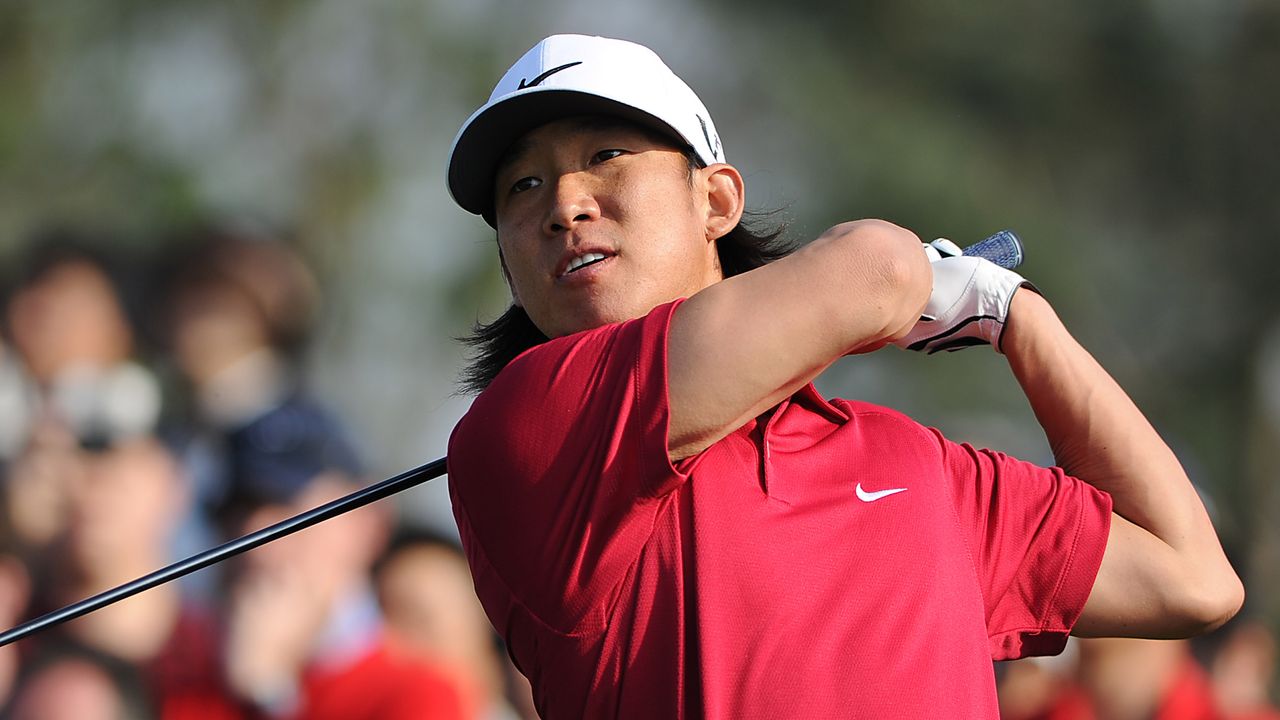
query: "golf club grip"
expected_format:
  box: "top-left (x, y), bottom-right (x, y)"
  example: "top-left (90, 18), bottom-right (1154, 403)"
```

top-left (962, 229), bottom-right (1024, 269)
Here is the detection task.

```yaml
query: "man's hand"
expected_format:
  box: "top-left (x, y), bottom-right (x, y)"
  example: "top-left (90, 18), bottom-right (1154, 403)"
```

top-left (894, 239), bottom-right (1032, 354)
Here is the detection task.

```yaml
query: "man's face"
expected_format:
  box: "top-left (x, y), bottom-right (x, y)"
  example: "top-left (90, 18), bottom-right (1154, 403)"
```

top-left (492, 117), bottom-right (725, 338)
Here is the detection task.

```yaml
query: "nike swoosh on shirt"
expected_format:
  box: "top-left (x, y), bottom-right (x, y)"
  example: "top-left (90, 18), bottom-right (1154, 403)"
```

top-left (855, 483), bottom-right (908, 502)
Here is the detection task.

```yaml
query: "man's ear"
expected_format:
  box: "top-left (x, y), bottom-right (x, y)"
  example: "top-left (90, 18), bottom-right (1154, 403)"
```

top-left (702, 164), bottom-right (745, 242)
top-left (496, 244), bottom-right (523, 307)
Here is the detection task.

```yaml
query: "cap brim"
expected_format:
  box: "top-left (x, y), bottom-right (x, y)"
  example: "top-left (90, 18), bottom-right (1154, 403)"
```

top-left (447, 89), bottom-right (694, 221)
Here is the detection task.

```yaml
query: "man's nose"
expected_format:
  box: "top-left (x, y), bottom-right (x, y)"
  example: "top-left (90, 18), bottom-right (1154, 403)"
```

top-left (543, 172), bottom-right (600, 235)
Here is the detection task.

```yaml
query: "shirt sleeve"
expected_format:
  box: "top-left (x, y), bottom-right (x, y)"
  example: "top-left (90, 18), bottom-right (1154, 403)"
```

top-left (447, 300), bottom-right (688, 637)
top-left (932, 430), bottom-right (1113, 660)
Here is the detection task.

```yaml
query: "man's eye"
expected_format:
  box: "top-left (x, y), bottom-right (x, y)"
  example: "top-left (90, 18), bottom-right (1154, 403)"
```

top-left (511, 176), bottom-right (541, 194)
top-left (591, 149), bottom-right (625, 164)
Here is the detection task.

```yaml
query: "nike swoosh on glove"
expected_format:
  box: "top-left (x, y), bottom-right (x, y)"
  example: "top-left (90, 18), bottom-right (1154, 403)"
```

top-left (894, 239), bottom-right (1037, 354)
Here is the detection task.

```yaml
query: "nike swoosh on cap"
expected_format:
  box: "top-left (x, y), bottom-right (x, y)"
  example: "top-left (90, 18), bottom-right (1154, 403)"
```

top-left (855, 483), bottom-right (908, 502)
top-left (517, 61), bottom-right (583, 90)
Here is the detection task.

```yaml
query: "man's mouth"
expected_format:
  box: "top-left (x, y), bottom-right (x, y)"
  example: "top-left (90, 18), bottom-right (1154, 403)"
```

top-left (564, 252), bottom-right (609, 275)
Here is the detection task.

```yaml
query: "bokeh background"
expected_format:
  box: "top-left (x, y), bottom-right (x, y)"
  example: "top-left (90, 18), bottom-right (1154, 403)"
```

top-left (1, 0), bottom-right (1278, 717)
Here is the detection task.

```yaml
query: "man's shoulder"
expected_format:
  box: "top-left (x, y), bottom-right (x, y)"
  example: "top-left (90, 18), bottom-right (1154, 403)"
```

top-left (450, 300), bottom-right (684, 467)
top-left (483, 300), bottom-right (683, 400)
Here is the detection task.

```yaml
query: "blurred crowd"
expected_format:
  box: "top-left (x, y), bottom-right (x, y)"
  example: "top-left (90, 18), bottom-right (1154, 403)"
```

top-left (0, 223), bottom-right (535, 720)
top-left (996, 628), bottom-right (1280, 720)
top-left (0, 221), bottom-right (1276, 720)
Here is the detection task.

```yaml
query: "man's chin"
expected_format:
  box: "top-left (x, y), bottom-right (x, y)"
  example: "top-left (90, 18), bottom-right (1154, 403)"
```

top-left (540, 305), bottom-right (636, 338)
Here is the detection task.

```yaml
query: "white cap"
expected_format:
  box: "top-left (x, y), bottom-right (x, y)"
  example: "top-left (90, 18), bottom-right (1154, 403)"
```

top-left (447, 34), bottom-right (725, 221)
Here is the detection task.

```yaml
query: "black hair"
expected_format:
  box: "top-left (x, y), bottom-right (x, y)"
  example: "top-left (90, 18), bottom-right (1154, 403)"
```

top-left (371, 524), bottom-right (465, 581)
top-left (2, 225), bottom-right (142, 343)
top-left (152, 221), bottom-right (320, 359)
top-left (10, 640), bottom-right (157, 719)
top-left (458, 160), bottom-right (793, 395)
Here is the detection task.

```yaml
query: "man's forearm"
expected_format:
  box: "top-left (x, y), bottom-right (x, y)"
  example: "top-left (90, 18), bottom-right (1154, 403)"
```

top-left (1003, 291), bottom-right (1197, 536)
top-left (1001, 290), bottom-right (1242, 635)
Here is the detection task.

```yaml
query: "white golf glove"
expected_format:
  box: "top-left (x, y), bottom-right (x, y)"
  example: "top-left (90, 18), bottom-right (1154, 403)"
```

top-left (894, 238), bottom-right (1035, 354)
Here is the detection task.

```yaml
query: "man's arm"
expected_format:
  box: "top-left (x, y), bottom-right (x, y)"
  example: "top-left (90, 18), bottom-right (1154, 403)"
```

top-left (1001, 290), bottom-right (1243, 637)
top-left (667, 219), bottom-right (931, 460)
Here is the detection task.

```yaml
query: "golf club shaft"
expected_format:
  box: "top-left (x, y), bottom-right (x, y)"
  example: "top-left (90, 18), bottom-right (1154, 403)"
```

top-left (0, 457), bottom-right (447, 647)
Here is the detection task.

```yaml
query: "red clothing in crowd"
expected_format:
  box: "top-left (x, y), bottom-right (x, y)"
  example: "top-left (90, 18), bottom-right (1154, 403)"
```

top-left (145, 604), bottom-right (240, 720)
top-left (291, 636), bottom-right (466, 720)
top-left (1045, 657), bottom-right (1222, 720)
top-left (148, 607), bottom-right (465, 720)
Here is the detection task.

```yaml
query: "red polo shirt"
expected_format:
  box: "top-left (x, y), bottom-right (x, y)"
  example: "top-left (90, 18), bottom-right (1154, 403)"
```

top-left (449, 299), bottom-right (1111, 719)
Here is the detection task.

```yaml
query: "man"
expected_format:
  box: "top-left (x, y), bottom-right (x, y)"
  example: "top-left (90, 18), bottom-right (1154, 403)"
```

top-left (444, 34), bottom-right (1242, 719)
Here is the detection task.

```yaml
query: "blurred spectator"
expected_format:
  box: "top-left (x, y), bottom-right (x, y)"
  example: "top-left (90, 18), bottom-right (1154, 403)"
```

top-left (2, 423), bottom-right (82, 563)
top-left (33, 435), bottom-right (241, 719)
top-left (373, 527), bottom-right (527, 720)
top-left (5, 641), bottom-right (154, 720)
top-left (1, 231), bottom-right (161, 549)
top-left (0, 494), bottom-right (31, 711)
top-left (57, 437), bottom-right (185, 660)
top-left (1024, 637), bottom-right (1221, 720)
top-left (1209, 616), bottom-right (1280, 720)
top-left (3, 232), bottom-right (160, 446)
top-left (997, 649), bottom-right (1078, 720)
top-left (154, 224), bottom-right (361, 569)
top-left (223, 473), bottom-right (466, 719)
top-left (0, 338), bottom-right (36, 464)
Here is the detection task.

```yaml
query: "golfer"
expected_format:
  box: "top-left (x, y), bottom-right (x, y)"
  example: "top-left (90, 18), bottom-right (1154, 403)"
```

top-left (445, 34), bottom-right (1241, 719)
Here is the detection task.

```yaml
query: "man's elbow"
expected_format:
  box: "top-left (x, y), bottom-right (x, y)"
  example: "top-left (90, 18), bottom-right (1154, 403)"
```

top-left (1171, 567), bottom-right (1245, 635)
top-left (880, 239), bottom-right (933, 331)
top-left (824, 219), bottom-right (932, 337)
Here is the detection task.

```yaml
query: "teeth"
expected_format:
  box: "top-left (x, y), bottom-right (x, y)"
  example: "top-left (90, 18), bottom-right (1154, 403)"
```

top-left (567, 252), bottom-right (607, 273)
